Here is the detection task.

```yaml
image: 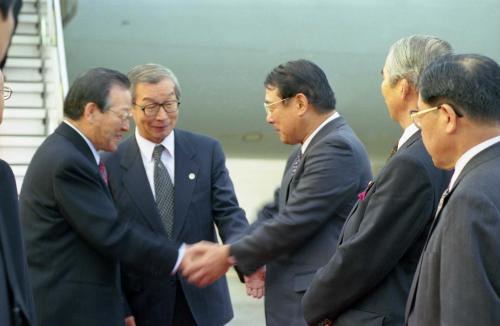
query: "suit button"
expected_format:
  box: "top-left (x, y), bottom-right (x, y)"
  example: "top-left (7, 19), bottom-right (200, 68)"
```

top-left (170, 279), bottom-right (176, 286)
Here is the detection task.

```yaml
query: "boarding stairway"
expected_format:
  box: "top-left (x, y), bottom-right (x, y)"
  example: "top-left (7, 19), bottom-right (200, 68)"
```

top-left (0, 0), bottom-right (68, 189)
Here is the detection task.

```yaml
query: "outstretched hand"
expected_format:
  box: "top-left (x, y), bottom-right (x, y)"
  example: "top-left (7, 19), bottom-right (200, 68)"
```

top-left (180, 241), bottom-right (235, 288)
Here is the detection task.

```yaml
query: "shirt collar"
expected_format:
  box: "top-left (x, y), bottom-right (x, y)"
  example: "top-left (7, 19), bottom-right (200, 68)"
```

top-left (398, 123), bottom-right (419, 150)
top-left (301, 111), bottom-right (340, 154)
top-left (449, 135), bottom-right (500, 189)
top-left (135, 128), bottom-right (175, 162)
top-left (64, 120), bottom-right (100, 165)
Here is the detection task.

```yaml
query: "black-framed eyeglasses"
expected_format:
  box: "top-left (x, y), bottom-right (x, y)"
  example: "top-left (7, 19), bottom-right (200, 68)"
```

top-left (2, 86), bottom-right (12, 100)
top-left (134, 101), bottom-right (180, 117)
top-left (108, 109), bottom-right (133, 122)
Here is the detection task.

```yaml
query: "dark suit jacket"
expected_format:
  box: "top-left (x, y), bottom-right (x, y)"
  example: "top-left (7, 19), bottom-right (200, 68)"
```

top-left (19, 123), bottom-right (179, 326)
top-left (230, 117), bottom-right (373, 326)
top-left (406, 142), bottom-right (500, 326)
top-left (302, 132), bottom-right (451, 326)
top-left (0, 160), bottom-right (36, 326)
top-left (103, 129), bottom-right (249, 326)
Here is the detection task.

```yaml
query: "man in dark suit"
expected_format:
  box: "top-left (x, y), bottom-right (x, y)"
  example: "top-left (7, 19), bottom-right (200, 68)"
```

top-left (19, 68), bottom-right (183, 326)
top-left (302, 35), bottom-right (452, 326)
top-left (103, 63), bottom-right (250, 326)
top-left (183, 59), bottom-right (372, 325)
top-left (0, 67), bottom-right (36, 325)
top-left (406, 54), bottom-right (500, 325)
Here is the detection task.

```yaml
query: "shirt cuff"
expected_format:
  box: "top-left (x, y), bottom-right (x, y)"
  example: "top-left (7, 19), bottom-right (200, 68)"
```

top-left (171, 243), bottom-right (185, 275)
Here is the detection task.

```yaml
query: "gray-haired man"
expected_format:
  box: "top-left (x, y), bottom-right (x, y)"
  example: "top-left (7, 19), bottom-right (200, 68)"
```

top-left (302, 35), bottom-right (453, 326)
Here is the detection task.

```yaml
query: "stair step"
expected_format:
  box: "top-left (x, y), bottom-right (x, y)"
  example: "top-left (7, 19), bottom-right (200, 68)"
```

top-left (0, 109), bottom-right (46, 136)
top-left (20, 2), bottom-right (38, 14)
top-left (18, 14), bottom-right (39, 24)
top-left (4, 91), bottom-right (43, 108)
top-left (0, 136), bottom-right (43, 165)
top-left (15, 22), bottom-right (39, 35)
top-left (5, 58), bottom-right (42, 68)
top-left (5, 82), bottom-right (44, 92)
top-left (3, 108), bottom-right (46, 119)
top-left (6, 44), bottom-right (40, 57)
top-left (11, 35), bottom-right (41, 46)
top-left (2, 67), bottom-right (43, 82)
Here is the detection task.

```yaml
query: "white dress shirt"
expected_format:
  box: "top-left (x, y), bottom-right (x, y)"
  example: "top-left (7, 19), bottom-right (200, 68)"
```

top-left (398, 123), bottom-right (419, 150)
top-left (135, 128), bottom-right (175, 198)
top-left (301, 111), bottom-right (340, 154)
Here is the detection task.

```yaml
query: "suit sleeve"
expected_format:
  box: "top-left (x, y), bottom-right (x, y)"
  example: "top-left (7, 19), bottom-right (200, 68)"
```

top-left (302, 155), bottom-right (435, 324)
top-left (209, 141), bottom-right (249, 244)
top-left (230, 137), bottom-right (361, 274)
top-left (53, 157), bottom-right (178, 275)
top-left (439, 189), bottom-right (500, 325)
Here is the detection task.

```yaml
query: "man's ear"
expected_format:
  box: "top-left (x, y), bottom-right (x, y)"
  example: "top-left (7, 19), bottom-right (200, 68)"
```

top-left (440, 103), bottom-right (459, 134)
top-left (295, 93), bottom-right (309, 116)
top-left (83, 102), bottom-right (99, 123)
top-left (399, 78), bottom-right (413, 100)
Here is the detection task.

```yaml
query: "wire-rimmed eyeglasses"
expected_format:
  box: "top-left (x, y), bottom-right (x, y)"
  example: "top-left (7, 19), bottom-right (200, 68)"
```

top-left (108, 109), bottom-right (133, 122)
top-left (264, 97), bottom-right (289, 115)
top-left (410, 105), bottom-right (463, 129)
top-left (2, 86), bottom-right (12, 100)
top-left (134, 101), bottom-right (180, 117)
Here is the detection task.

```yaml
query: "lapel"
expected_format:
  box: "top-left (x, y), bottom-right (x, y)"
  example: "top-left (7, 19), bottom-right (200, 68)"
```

top-left (56, 123), bottom-right (109, 190)
top-left (280, 147), bottom-right (300, 205)
top-left (120, 136), bottom-right (167, 235)
top-left (172, 130), bottom-right (199, 240)
top-left (281, 117), bottom-right (346, 203)
top-left (56, 122), bottom-right (97, 165)
top-left (341, 132), bottom-right (422, 244)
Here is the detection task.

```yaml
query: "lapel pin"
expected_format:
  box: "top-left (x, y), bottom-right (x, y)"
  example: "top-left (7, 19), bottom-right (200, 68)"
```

top-left (188, 173), bottom-right (196, 180)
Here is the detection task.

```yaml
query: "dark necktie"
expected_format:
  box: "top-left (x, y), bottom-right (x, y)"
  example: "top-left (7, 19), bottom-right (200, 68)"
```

top-left (291, 150), bottom-right (303, 176)
top-left (153, 145), bottom-right (175, 238)
top-left (98, 162), bottom-right (108, 185)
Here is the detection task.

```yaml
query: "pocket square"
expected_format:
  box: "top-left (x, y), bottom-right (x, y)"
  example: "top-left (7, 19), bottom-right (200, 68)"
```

top-left (357, 181), bottom-right (373, 201)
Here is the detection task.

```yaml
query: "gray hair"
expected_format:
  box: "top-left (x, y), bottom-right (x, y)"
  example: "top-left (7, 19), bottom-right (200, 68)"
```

top-left (127, 63), bottom-right (182, 101)
top-left (385, 35), bottom-right (453, 88)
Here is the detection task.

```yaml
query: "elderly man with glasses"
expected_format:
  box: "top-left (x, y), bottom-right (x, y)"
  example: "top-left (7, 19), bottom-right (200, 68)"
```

top-left (406, 53), bottom-right (500, 326)
top-left (102, 63), bottom-right (251, 326)
top-left (302, 35), bottom-right (453, 326)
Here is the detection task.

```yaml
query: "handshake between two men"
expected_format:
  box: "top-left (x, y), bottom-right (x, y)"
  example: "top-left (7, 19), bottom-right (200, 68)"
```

top-left (180, 241), bottom-right (266, 299)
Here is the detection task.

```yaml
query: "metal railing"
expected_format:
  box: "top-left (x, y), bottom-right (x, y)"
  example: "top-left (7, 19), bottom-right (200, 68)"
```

top-left (40, 0), bottom-right (69, 134)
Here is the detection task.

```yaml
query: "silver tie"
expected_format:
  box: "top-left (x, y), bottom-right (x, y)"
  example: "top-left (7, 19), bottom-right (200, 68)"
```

top-left (153, 145), bottom-right (175, 238)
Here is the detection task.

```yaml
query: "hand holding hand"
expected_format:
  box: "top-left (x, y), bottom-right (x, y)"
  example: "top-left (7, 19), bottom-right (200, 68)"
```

top-left (181, 241), bottom-right (235, 288)
top-left (244, 266), bottom-right (266, 299)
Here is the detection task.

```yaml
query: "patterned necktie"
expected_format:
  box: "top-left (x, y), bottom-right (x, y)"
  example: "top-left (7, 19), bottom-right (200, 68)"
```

top-left (152, 145), bottom-right (175, 238)
top-left (291, 149), bottom-right (303, 176)
top-left (98, 162), bottom-right (108, 185)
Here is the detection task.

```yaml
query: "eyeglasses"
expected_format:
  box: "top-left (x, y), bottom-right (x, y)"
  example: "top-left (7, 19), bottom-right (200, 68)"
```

top-left (2, 86), bottom-right (12, 100)
top-left (108, 109), bottom-right (133, 122)
top-left (264, 97), bottom-right (289, 115)
top-left (134, 101), bottom-right (180, 117)
top-left (410, 106), bottom-right (441, 129)
top-left (410, 104), bottom-right (464, 129)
